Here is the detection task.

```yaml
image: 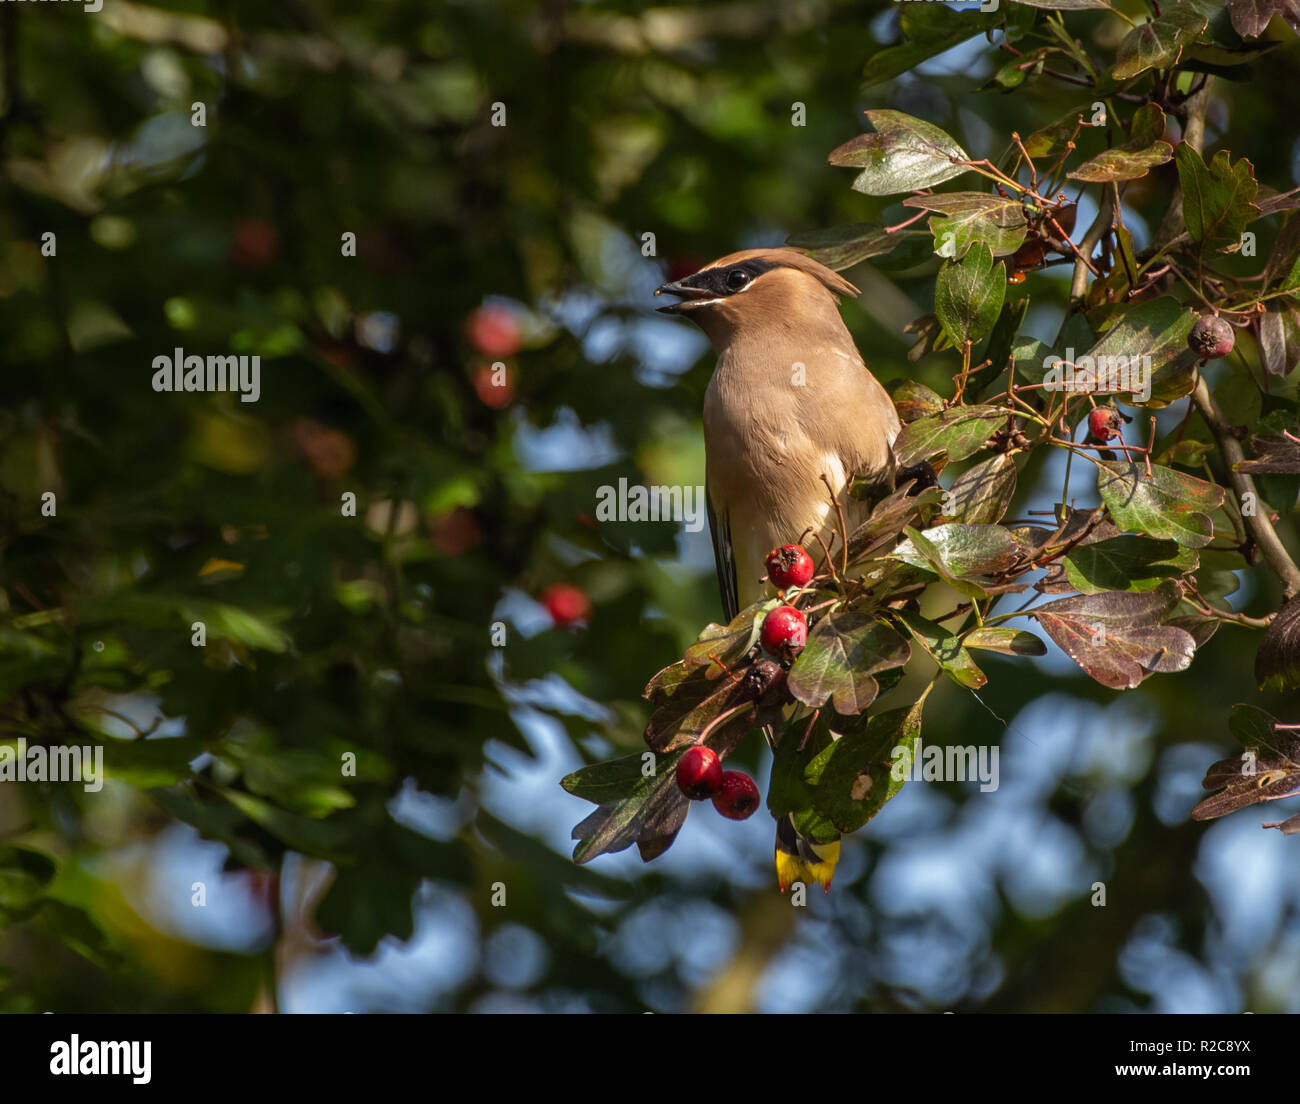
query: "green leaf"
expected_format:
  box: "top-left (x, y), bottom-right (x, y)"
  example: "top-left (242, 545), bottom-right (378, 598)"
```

top-left (940, 453), bottom-right (1018, 524)
top-left (1032, 582), bottom-right (1198, 689)
top-left (684, 606), bottom-right (766, 676)
top-left (982, 55), bottom-right (1029, 92)
top-left (904, 193), bottom-right (1029, 259)
top-left (1062, 535), bottom-right (1198, 593)
top-left (787, 611), bottom-right (910, 715)
top-left (766, 716), bottom-right (840, 845)
top-left (895, 523), bottom-right (1022, 578)
top-left (1192, 548), bottom-right (1247, 604)
top-left (81, 594), bottom-right (293, 652)
top-left (220, 727), bottom-right (354, 816)
top-left (1096, 460), bottom-right (1225, 548)
top-left (862, 5), bottom-right (1005, 87)
top-left (1113, 8), bottom-right (1209, 79)
top-left (1007, 0), bottom-right (1111, 7)
top-left (1064, 297), bottom-right (1199, 407)
top-left (1176, 144), bottom-right (1261, 257)
top-left (899, 613), bottom-right (987, 689)
top-left (222, 788), bottom-right (349, 858)
top-left (1068, 104), bottom-right (1173, 182)
top-left (847, 483), bottom-right (945, 564)
top-left (569, 747), bottom-right (691, 865)
top-left (829, 110), bottom-right (969, 196)
top-left (1157, 437), bottom-right (1216, 468)
top-left (1023, 121), bottom-right (1073, 159)
top-left (786, 223), bottom-right (930, 271)
top-left (97, 733), bottom-right (200, 788)
top-left (0, 869), bottom-right (45, 911)
top-left (964, 626), bottom-right (1047, 655)
top-left (893, 405), bottom-right (1008, 467)
top-left (891, 378), bottom-right (945, 423)
top-left (936, 244), bottom-right (1006, 346)
top-left (803, 695), bottom-right (928, 834)
top-left (561, 751), bottom-right (653, 804)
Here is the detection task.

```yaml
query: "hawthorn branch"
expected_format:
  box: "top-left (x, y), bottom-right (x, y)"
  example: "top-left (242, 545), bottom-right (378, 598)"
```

top-left (1150, 76), bottom-right (1213, 253)
top-left (1068, 185), bottom-right (1115, 305)
top-left (1191, 375), bottom-right (1300, 599)
top-left (1052, 186), bottom-right (1116, 348)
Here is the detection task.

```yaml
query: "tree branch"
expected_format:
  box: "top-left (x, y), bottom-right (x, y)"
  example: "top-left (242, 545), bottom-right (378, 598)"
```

top-left (1150, 77), bottom-right (1213, 252)
top-left (1054, 186), bottom-right (1115, 346)
top-left (1191, 375), bottom-right (1300, 600)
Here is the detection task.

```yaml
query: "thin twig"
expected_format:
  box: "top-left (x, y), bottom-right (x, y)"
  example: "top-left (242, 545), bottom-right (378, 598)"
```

top-left (820, 473), bottom-right (850, 578)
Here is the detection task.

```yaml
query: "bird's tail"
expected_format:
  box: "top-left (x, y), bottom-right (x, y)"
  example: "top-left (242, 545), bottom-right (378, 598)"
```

top-left (774, 814), bottom-right (840, 893)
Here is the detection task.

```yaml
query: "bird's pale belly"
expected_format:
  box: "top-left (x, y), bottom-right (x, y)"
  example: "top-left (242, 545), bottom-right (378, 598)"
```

top-left (724, 462), bottom-right (870, 610)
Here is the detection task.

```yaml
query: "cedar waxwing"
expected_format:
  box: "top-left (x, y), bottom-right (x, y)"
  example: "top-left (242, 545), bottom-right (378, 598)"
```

top-left (655, 247), bottom-right (903, 892)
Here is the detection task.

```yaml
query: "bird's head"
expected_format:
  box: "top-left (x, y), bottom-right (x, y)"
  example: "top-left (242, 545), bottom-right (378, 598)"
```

top-left (654, 247), bottom-right (859, 347)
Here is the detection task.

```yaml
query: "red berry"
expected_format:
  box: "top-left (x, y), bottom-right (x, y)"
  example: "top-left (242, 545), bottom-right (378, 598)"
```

top-left (676, 746), bottom-right (723, 800)
top-left (230, 218), bottom-right (277, 268)
top-left (1188, 314), bottom-right (1234, 360)
top-left (472, 362), bottom-right (515, 408)
top-left (760, 605), bottom-right (807, 661)
top-left (540, 583), bottom-right (590, 627)
top-left (1087, 406), bottom-right (1123, 444)
top-left (765, 544), bottom-right (815, 589)
top-left (467, 305), bottom-right (523, 359)
top-left (712, 771), bottom-right (760, 820)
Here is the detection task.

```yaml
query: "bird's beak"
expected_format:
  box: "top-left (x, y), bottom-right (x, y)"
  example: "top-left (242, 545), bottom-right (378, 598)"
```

top-left (654, 280), bottom-right (714, 314)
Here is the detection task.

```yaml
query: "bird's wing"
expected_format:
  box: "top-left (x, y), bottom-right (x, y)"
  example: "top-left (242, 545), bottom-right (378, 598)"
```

top-left (706, 485), bottom-right (739, 622)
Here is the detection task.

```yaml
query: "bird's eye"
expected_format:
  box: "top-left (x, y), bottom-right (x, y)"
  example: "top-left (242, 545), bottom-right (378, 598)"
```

top-left (725, 269), bottom-right (750, 291)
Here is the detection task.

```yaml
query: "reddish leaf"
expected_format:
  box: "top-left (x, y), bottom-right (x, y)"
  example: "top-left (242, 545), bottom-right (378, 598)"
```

top-left (1032, 582), bottom-right (1197, 689)
top-left (1256, 594), bottom-right (1300, 692)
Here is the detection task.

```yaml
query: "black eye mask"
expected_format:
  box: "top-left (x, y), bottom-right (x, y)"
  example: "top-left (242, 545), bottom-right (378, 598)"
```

top-left (683, 258), bottom-right (779, 298)
top-left (654, 258), bottom-right (779, 312)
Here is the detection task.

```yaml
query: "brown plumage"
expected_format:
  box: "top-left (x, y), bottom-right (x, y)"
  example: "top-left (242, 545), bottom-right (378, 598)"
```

top-left (656, 247), bottom-right (900, 620)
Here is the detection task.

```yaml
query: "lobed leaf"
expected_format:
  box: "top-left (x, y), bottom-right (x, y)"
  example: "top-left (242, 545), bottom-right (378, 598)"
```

top-left (1176, 144), bottom-right (1261, 258)
top-left (829, 110), bottom-right (969, 196)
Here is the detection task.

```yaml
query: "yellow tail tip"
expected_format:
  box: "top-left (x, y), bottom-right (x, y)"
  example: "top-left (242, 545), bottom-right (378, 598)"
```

top-left (774, 847), bottom-right (838, 893)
